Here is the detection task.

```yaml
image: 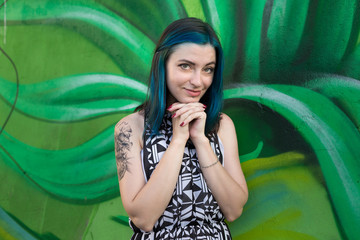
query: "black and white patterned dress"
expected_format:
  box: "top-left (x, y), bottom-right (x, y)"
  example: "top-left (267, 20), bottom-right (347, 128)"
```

top-left (130, 113), bottom-right (232, 239)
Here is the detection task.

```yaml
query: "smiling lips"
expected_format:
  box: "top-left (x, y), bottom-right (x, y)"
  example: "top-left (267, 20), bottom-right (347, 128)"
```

top-left (185, 88), bottom-right (202, 97)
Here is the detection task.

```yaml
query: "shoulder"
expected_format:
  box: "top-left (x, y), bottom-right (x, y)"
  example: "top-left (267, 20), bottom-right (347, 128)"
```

top-left (219, 113), bottom-right (233, 125)
top-left (217, 113), bottom-right (236, 139)
top-left (219, 113), bottom-right (235, 130)
top-left (115, 112), bottom-right (145, 146)
top-left (115, 111), bottom-right (144, 129)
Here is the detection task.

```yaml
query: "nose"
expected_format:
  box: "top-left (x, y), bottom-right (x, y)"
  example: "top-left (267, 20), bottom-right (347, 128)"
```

top-left (189, 70), bottom-right (202, 87)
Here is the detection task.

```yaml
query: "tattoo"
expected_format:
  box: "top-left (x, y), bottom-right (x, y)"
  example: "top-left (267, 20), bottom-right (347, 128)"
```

top-left (115, 121), bottom-right (133, 180)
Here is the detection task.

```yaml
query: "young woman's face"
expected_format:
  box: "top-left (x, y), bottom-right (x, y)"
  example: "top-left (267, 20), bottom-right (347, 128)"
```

top-left (166, 43), bottom-right (216, 105)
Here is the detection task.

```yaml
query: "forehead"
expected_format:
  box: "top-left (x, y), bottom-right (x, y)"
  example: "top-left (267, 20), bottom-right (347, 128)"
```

top-left (169, 43), bottom-right (216, 63)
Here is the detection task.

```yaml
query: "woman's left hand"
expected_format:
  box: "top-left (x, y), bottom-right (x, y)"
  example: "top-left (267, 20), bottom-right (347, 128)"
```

top-left (167, 102), bottom-right (207, 143)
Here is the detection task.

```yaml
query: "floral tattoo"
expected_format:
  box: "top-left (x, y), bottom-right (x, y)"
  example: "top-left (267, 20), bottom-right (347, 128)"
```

top-left (115, 121), bottom-right (133, 180)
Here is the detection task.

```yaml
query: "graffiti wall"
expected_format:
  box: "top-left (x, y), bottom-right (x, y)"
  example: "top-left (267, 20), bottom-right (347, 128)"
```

top-left (1, 0), bottom-right (359, 239)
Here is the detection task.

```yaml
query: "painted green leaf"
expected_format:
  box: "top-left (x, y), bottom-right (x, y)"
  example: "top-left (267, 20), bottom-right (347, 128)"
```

top-left (238, 0), bottom-right (267, 82)
top-left (0, 126), bottom-right (117, 202)
top-left (261, 0), bottom-right (309, 82)
top-left (339, 44), bottom-right (360, 80)
top-left (240, 141), bottom-right (263, 162)
top-left (180, 0), bottom-right (206, 21)
top-left (0, 74), bottom-right (147, 122)
top-left (0, 1), bottom-right (155, 81)
top-left (304, 74), bottom-right (360, 130)
top-left (96, 0), bottom-right (186, 42)
top-left (224, 84), bottom-right (360, 239)
top-left (300, 0), bottom-right (357, 71)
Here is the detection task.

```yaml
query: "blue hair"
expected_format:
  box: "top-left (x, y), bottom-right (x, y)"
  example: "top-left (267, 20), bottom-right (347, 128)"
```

top-left (140, 18), bottom-right (224, 136)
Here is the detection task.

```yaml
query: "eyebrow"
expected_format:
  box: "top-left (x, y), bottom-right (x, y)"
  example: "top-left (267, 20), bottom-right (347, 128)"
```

top-left (178, 59), bottom-right (216, 66)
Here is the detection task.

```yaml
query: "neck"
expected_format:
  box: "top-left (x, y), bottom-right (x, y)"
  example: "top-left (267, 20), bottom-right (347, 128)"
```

top-left (166, 95), bottom-right (177, 107)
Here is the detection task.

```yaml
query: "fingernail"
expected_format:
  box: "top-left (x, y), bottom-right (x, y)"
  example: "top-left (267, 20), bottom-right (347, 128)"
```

top-left (167, 104), bottom-right (173, 110)
top-left (203, 104), bottom-right (207, 108)
top-left (171, 113), bottom-right (176, 118)
top-left (180, 122), bottom-right (184, 127)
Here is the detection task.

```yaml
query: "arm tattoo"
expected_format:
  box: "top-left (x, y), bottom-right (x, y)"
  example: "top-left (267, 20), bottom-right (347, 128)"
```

top-left (115, 121), bottom-right (133, 180)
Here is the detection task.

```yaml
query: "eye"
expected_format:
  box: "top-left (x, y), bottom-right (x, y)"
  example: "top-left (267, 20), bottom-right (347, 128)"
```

top-left (179, 64), bottom-right (190, 70)
top-left (204, 67), bottom-right (214, 74)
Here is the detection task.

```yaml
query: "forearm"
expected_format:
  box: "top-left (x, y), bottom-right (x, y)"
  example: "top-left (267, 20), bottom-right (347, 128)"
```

top-left (194, 138), bottom-right (248, 221)
top-left (127, 139), bottom-right (186, 231)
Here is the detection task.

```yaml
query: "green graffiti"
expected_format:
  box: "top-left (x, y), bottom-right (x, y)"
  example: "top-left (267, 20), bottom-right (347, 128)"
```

top-left (225, 84), bottom-right (360, 238)
top-left (0, 74), bottom-right (147, 122)
top-left (0, 0), bottom-right (359, 239)
top-left (0, 207), bottom-right (39, 240)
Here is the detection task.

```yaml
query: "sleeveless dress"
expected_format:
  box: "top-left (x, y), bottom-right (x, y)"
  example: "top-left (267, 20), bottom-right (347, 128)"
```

top-left (130, 113), bottom-right (232, 239)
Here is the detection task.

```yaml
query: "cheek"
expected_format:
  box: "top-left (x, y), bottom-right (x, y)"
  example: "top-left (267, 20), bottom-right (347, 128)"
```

top-left (166, 74), bottom-right (182, 98)
top-left (166, 67), bottom-right (177, 89)
top-left (204, 77), bottom-right (213, 90)
top-left (168, 71), bottom-right (189, 86)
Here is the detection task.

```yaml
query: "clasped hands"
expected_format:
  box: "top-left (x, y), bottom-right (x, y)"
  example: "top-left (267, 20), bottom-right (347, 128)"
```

top-left (167, 102), bottom-right (207, 143)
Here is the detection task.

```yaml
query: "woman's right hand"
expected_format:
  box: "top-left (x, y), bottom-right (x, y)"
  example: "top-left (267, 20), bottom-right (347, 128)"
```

top-left (167, 102), bottom-right (206, 143)
top-left (168, 103), bottom-right (190, 143)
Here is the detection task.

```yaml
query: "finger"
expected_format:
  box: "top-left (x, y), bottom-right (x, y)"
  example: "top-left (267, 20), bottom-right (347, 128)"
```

top-left (166, 102), bottom-right (184, 112)
top-left (167, 102), bottom-right (206, 112)
top-left (174, 105), bottom-right (205, 120)
top-left (179, 111), bottom-right (207, 127)
top-left (172, 103), bottom-right (206, 118)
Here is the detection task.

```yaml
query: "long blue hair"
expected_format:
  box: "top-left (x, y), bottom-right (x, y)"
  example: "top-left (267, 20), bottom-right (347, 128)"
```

top-left (138, 17), bottom-right (224, 136)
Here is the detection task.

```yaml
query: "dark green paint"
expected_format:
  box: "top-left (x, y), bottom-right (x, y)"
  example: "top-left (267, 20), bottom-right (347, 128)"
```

top-left (0, 0), bottom-right (359, 239)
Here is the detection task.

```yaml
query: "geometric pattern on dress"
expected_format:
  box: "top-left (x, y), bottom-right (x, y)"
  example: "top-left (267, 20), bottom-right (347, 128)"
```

top-left (130, 113), bottom-right (232, 240)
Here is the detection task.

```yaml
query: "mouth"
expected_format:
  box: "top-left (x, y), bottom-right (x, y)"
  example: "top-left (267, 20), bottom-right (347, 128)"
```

top-left (185, 88), bottom-right (202, 97)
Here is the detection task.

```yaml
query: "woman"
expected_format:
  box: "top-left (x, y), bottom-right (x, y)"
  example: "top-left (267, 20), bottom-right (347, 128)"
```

top-left (114, 17), bottom-right (248, 239)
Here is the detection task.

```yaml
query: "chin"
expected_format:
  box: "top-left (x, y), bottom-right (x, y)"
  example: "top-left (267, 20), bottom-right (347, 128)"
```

top-left (182, 98), bottom-right (201, 103)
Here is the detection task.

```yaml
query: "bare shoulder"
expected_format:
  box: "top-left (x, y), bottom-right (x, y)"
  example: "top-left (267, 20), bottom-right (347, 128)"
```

top-left (218, 113), bottom-right (236, 137)
top-left (115, 111), bottom-right (144, 130)
top-left (115, 112), bottom-right (144, 142)
top-left (219, 113), bottom-right (234, 125)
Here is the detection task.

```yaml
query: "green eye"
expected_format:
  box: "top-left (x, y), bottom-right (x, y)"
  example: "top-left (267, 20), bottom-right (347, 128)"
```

top-left (204, 67), bottom-right (214, 73)
top-left (179, 64), bottom-right (190, 69)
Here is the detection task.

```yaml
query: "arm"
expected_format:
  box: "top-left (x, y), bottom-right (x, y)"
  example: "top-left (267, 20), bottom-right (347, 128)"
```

top-left (115, 112), bottom-right (189, 232)
top-left (168, 103), bottom-right (248, 221)
top-left (191, 114), bottom-right (248, 221)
